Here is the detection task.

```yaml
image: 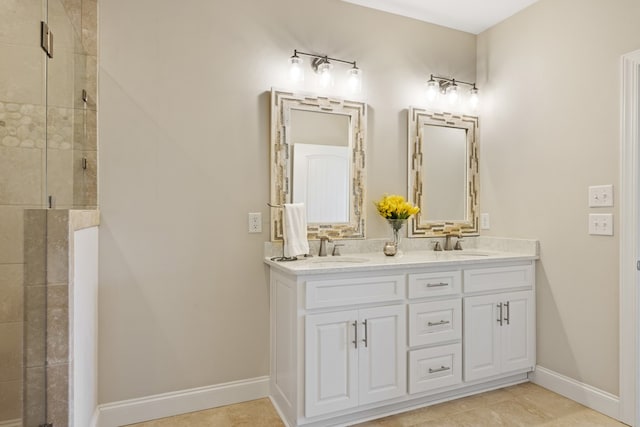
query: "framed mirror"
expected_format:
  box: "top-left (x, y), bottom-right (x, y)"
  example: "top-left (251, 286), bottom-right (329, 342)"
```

top-left (270, 89), bottom-right (366, 241)
top-left (408, 108), bottom-right (479, 237)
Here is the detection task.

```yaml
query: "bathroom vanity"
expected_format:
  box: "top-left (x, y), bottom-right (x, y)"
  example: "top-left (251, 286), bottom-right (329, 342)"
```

top-left (265, 246), bottom-right (537, 427)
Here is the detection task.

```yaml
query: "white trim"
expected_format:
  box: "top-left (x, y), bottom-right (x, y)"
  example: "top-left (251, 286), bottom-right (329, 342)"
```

top-left (96, 376), bottom-right (269, 427)
top-left (620, 49), bottom-right (640, 427)
top-left (530, 366), bottom-right (620, 420)
top-left (90, 407), bottom-right (100, 427)
top-left (269, 395), bottom-right (292, 427)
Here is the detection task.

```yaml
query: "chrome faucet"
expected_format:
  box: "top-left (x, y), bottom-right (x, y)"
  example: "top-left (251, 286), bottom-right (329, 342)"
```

top-left (332, 243), bottom-right (344, 256)
top-left (318, 236), bottom-right (332, 257)
top-left (443, 231), bottom-right (461, 251)
top-left (444, 234), bottom-right (454, 251)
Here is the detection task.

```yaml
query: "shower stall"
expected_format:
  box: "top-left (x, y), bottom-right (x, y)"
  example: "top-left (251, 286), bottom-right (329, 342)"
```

top-left (0, 0), bottom-right (98, 425)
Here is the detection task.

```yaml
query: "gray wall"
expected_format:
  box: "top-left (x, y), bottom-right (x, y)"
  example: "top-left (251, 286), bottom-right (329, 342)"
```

top-left (99, 0), bottom-right (640, 406)
top-left (477, 0), bottom-right (640, 394)
top-left (98, 0), bottom-right (476, 402)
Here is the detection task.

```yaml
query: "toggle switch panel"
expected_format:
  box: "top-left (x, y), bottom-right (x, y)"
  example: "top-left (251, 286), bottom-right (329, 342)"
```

top-left (588, 185), bottom-right (613, 207)
top-left (588, 213), bottom-right (613, 236)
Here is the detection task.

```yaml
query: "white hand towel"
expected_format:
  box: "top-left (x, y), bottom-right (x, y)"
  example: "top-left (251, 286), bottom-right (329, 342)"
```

top-left (283, 203), bottom-right (309, 257)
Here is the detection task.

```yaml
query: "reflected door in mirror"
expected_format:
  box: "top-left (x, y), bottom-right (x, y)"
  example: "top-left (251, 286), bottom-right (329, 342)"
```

top-left (293, 144), bottom-right (349, 223)
top-left (290, 109), bottom-right (351, 223)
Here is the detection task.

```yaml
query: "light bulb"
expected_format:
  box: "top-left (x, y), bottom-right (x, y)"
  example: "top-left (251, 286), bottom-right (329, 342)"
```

top-left (469, 87), bottom-right (479, 109)
top-left (426, 78), bottom-right (439, 102)
top-left (289, 54), bottom-right (304, 83)
top-left (347, 66), bottom-right (361, 94)
top-left (447, 83), bottom-right (459, 105)
top-left (317, 61), bottom-right (332, 88)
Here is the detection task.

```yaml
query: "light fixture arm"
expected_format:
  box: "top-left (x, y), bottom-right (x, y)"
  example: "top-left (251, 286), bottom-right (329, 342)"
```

top-left (293, 49), bottom-right (358, 68)
top-left (429, 74), bottom-right (476, 90)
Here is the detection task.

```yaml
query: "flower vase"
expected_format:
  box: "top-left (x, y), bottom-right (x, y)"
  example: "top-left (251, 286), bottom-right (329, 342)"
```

top-left (384, 219), bottom-right (407, 256)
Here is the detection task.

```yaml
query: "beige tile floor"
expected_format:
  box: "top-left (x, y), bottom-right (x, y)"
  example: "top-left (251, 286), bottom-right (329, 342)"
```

top-left (126, 382), bottom-right (627, 427)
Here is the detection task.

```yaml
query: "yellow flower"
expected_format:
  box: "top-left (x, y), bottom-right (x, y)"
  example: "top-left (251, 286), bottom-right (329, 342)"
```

top-left (374, 194), bottom-right (420, 220)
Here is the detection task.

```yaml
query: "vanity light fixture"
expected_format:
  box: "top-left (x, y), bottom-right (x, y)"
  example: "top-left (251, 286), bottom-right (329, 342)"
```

top-left (288, 49), bottom-right (362, 93)
top-left (289, 51), bottom-right (304, 83)
top-left (426, 74), bottom-right (479, 108)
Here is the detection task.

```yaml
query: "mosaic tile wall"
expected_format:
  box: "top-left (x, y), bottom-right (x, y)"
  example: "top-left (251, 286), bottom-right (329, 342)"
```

top-left (0, 0), bottom-right (98, 424)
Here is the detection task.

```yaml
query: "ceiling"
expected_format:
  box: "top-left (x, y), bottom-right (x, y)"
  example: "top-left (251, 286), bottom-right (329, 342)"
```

top-left (340, 0), bottom-right (540, 34)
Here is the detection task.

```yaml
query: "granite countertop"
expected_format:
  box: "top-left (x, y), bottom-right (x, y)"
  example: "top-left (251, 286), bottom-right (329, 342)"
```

top-left (264, 248), bottom-right (538, 276)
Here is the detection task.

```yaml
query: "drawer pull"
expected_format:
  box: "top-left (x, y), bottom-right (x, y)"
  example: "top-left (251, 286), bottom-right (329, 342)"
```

top-left (427, 320), bottom-right (450, 327)
top-left (426, 282), bottom-right (448, 288)
top-left (497, 303), bottom-right (503, 326)
top-left (362, 319), bottom-right (368, 348)
top-left (504, 301), bottom-right (510, 325)
top-left (428, 365), bottom-right (451, 374)
top-left (352, 321), bottom-right (358, 349)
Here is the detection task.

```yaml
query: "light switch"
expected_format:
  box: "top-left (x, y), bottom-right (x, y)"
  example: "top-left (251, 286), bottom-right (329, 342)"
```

top-left (588, 185), bottom-right (613, 207)
top-left (588, 213), bottom-right (613, 236)
top-left (480, 213), bottom-right (490, 230)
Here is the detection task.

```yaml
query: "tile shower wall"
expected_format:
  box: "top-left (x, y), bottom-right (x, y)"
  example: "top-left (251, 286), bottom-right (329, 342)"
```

top-left (47, 0), bottom-right (98, 209)
top-left (0, 0), bottom-right (97, 424)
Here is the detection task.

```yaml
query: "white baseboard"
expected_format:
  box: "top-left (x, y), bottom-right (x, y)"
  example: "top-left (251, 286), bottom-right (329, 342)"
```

top-left (97, 376), bottom-right (269, 427)
top-left (0, 419), bottom-right (22, 427)
top-left (90, 407), bottom-right (100, 427)
top-left (530, 365), bottom-right (620, 421)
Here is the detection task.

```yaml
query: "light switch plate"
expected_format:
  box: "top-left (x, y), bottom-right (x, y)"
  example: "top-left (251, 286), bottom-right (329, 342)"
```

top-left (480, 213), bottom-right (490, 230)
top-left (248, 212), bottom-right (262, 233)
top-left (588, 213), bottom-right (613, 236)
top-left (588, 185), bottom-right (613, 207)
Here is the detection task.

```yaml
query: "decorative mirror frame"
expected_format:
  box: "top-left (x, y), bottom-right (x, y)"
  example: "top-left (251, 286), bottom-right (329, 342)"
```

top-left (408, 108), bottom-right (479, 237)
top-left (270, 89), bottom-right (366, 241)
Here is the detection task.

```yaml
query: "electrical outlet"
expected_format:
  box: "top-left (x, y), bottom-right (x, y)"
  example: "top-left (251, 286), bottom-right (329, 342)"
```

top-left (248, 212), bottom-right (262, 233)
top-left (480, 213), bottom-right (490, 230)
top-left (588, 185), bottom-right (613, 207)
top-left (588, 213), bottom-right (613, 236)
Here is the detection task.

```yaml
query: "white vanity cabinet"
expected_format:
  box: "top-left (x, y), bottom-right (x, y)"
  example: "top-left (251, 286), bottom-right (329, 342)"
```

top-left (268, 254), bottom-right (537, 427)
top-left (305, 304), bottom-right (406, 417)
top-left (463, 264), bottom-right (536, 382)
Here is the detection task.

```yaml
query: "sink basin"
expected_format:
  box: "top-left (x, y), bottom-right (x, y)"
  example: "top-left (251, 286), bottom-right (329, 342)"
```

top-left (309, 256), bottom-right (369, 264)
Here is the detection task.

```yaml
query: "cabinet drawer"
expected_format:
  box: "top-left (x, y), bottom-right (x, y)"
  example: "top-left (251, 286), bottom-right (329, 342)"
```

top-left (409, 299), bottom-right (461, 347)
top-left (409, 344), bottom-right (462, 394)
top-left (408, 271), bottom-right (461, 299)
top-left (305, 275), bottom-right (405, 309)
top-left (464, 264), bottom-right (533, 293)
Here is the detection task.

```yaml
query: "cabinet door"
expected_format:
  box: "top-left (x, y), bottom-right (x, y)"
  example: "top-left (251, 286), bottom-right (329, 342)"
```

top-left (358, 305), bottom-right (407, 405)
top-left (463, 294), bottom-right (501, 382)
top-left (501, 290), bottom-right (535, 373)
top-left (305, 310), bottom-right (359, 417)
